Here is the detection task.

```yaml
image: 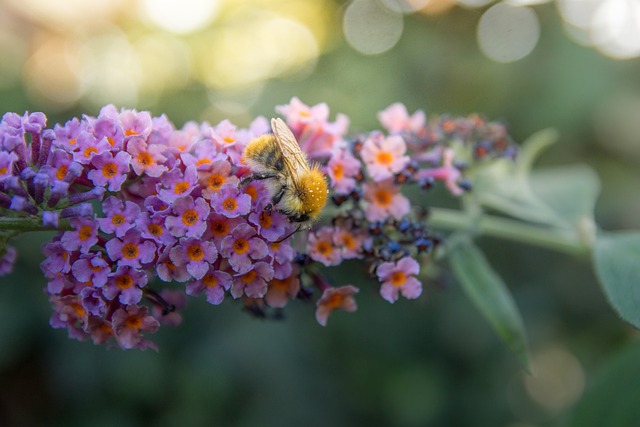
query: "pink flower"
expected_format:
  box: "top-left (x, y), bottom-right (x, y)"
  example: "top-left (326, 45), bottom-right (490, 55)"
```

top-left (156, 165), bottom-right (198, 203)
top-left (103, 265), bottom-right (148, 304)
top-left (87, 150), bottom-right (131, 192)
top-left (360, 132), bottom-right (409, 181)
top-left (165, 196), bottom-right (210, 238)
top-left (127, 136), bottom-right (168, 177)
top-left (210, 183), bottom-right (251, 218)
top-left (112, 305), bottom-right (160, 350)
top-left (315, 285), bottom-right (359, 326)
top-left (307, 227), bottom-right (342, 266)
top-left (265, 272), bottom-right (300, 308)
top-left (414, 148), bottom-right (463, 196)
top-left (169, 237), bottom-right (219, 280)
top-left (60, 217), bottom-right (99, 253)
top-left (376, 257), bottom-right (422, 303)
top-left (220, 223), bottom-right (268, 274)
top-left (363, 179), bottom-right (410, 222)
top-left (105, 229), bottom-right (156, 269)
top-left (187, 268), bottom-right (232, 305)
top-left (231, 261), bottom-right (274, 299)
top-left (98, 196), bottom-right (140, 238)
top-left (377, 103), bottom-right (426, 134)
top-left (326, 146), bottom-right (362, 194)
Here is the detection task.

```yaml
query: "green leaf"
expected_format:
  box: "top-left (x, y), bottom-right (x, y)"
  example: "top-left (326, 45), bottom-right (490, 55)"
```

top-left (530, 164), bottom-right (601, 228)
top-left (567, 342), bottom-right (640, 427)
top-left (593, 232), bottom-right (640, 328)
top-left (449, 237), bottom-right (529, 369)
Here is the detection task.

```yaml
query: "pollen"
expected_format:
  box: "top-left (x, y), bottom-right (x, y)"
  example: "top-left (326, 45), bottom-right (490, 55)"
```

top-left (56, 165), bottom-right (68, 180)
top-left (187, 243), bottom-right (204, 261)
top-left (202, 273), bottom-right (218, 288)
top-left (101, 162), bottom-right (118, 178)
top-left (116, 273), bottom-right (134, 290)
top-left (376, 151), bottom-right (393, 166)
top-left (390, 271), bottom-right (407, 287)
top-left (233, 238), bottom-right (249, 255)
top-left (122, 243), bottom-right (140, 259)
top-left (182, 209), bottom-right (199, 226)
top-left (78, 225), bottom-right (94, 241)
top-left (111, 214), bottom-right (125, 226)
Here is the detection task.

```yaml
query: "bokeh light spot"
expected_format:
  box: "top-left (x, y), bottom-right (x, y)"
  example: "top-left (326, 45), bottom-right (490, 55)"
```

top-left (343, 0), bottom-right (404, 55)
top-left (141, 0), bottom-right (220, 34)
top-left (591, 0), bottom-right (640, 59)
top-left (477, 2), bottom-right (540, 63)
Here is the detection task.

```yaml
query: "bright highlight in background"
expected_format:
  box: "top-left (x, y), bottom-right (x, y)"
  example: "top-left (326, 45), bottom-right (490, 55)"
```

top-left (343, 0), bottom-right (404, 55)
top-left (477, 2), bottom-right (540, 62)
top-left (141, 0), bottom-right (220, 34)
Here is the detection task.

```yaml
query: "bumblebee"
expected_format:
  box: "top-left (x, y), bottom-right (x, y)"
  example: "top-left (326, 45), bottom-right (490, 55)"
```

top-left (242, 118), bottom-right (328, 229)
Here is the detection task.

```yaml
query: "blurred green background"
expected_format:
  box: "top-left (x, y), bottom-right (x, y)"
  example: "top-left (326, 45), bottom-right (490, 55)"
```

top-left (1, 0), bottom-right (640, 426)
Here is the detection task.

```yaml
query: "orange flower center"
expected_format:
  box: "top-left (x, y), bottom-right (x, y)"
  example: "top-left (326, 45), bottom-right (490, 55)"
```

top-left (270, 277), bottom-right (290, 291)
top-left (78, 225), bottom-right (94, 242)
top-left (376, 151), bottom-right (393, 166)
top-left (223, 136), bottom-right (235, 144)
top-left (374, 189), bottom-right (392, 207)
top-left (196, 158), bottom-right (212, 167)
top-left (106, 137), bottom-right (116, 146)
top-left (84, 147), bottom-right (98, 158)
top-left (241, 270), bottom-right (257, 284)
top-left (111, 214), bottom-right (125, 226)
top-left (102, 162), bottom-right (118, 178)
top-left (116, 274), bottom-right (134, 289)
top-left (316, 241), bottom-right (332, 256)
top-left (259, 212), bottom-right (273, 228)
top-left (187, 243), bottom-right (204, 261)
top-left (125, 129), bottom-right (138, 136)
top-left (56, 165), bottom-right (68, 180)
top-left (233, 238), bottom-right (249, 255)
top-left (207, 174), bottom-right (225, 191)
top-left (390, 271), bottom-right (406, 287)
top-left (182, 209), bottom-right (198, 226)
top-left (244, 185), bottom-right (258, 200)
top-left (72, 303), bottom-right (86, 318)
top-left (137, 152), bottom-right (153, 167)
top-left (125, 315), bottom-right (142, 330)
top-left (332, 163), bottom-right (344, 180)
top-left (174, 181), bottom-right (190, 194)
top-left (210, 220), bottom-right (228, 237)
top-left (202, 273), bottom-right (218, 288)
top-left (223, 197), bottom-right (238, 212)
top-left (147, 224), bottom-right (163, 237)
top-left (325, 293), bottom-right (344, 309)
top-left (122, 243), bottom-right (139, 259)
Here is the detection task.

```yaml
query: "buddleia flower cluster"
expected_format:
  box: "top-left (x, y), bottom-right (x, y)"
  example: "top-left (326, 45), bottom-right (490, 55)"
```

top-left (0, 98), bottom-right (515, 350)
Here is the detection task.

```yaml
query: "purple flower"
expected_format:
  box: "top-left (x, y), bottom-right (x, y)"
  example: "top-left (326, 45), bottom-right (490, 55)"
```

top-left (169, 237), bottom-right (219, 280)
top-left (105, 229), bottom-right (156, 269)
top-left (103, 265), bottom-right (148, 304)
top-left (231, 261), bottom-right (274, 299)
top-left (199, 158), bottom-right (239, 200)
top-left (60, 217), bottom-right (99, 253)
top-left (377, 257), bottom-right (422, 303)
top-left (41, 240), bottom-right (73, 278)
top-left (326, 146), bottom-right (361, 194)
top-left (136, 212), bottom-right (176, 247)
top-left (220, 223), bottom-right (268, 274)
top-left (156, 246), bottom-right (191, 282)
top-left (87, 150), bottom-right (132, 191)
top-left (72, 131), bottom-right (111, 165)
top-left (0, 151), bottom-right (18, 183)
top-left (315, 285), bottom-right (359, 326)
top-left (360, 132), bottom-right (409, 182)
top-left (165, 196), bottom-right (210, 238)
top-left (127, 136), bottom-right (168, 177)
top-left (98, 196), bottom-right (140, 237)
top-left (80, 287), bottom-right (108, 316)
top-left (71, 254), bottom-right (110, 287)
top-left (248, 210), bottom-right (289, 242)
top-left (112, 305), bottom-right (160, 350)
top-left (0, 246), bottom-right (17, 276)
top-left (156, 165), bottom-right (198, 203)
top-left (186, 268), bottom-right (232, 305)
top-left (210, 183), bottom-right (251, 218)
top-left (307, 227), bottom-right (342, 267)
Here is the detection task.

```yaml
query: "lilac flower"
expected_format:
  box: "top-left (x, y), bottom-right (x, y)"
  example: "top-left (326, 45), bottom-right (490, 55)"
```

top-left (119, 109), bottom-right (153, 139)
top-left (210, 183), bottom-right (251, 218)
top-left (71, 132), bottom-right (111, 165)
top-left (165, 196), bottom-right (210, 238)
top-left (265, 271), bottom-right (300, 308)
top-left (377, 257), bottom-right (422, 303)
top-left (87, 151), bottom-right (132, 191)
top-left (0, 246), bottom-right (17, 276)
top-left (186, 268), bottom-right (232, 305)
top-left (414, 148), bottom-right (464, 196)
top-left (127, 136), bottom-right (168, 177)
top-left (0, 151), bottom-right (18, 182)
top-left (105, 229), bottom-right (156, 269)
top-left (92, 104), bottom-right (125, 150)
top-left (169, 237), bottom-right (218, 280)
top-left (112, 305), bottom-right (160, 350)
top-left (231, 261), bottom-right (274, 299)
top-left (156, 165), bottom-right (198, 203)
top-left (60, 217), bottom-right (99, 253)
top-left (103, 265), bottom-right (148, 304)
top-left (41, 240), bottom-right (73, 279)
top-left (71, 254), bottom-right (110, 287)
top-left (220, 223), bottom-right (268, 274)
top-left (79, 287), bottom-right (108, 316)
top-left (180, 138), bottom-right (224, 171)
top-left (156, 246), bottom-right (191, 282)
top-left (248, 210), bottom-right (289, 242)
top-left (377, 103), bottom-right (426, 134)
top-left (199, 158), bottom-right (239, 200)
top-left (98, 196), bottom-right (140, 237)
top-left (136, 212), bottom-right (176, 247)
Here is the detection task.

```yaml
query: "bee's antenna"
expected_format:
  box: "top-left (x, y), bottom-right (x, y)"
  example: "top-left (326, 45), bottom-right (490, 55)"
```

top-left (276, 225), bottom-right (302, 244)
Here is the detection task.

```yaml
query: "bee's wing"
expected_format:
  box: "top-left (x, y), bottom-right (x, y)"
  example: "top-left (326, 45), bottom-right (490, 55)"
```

top-left (271, 118), bottom-right (310, 181)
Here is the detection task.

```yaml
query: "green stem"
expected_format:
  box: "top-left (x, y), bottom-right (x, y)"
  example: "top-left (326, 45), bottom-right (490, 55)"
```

top-left (0, 217), bottom-right (71, 233)
top-left (429, 208), bottom-right (589, 257)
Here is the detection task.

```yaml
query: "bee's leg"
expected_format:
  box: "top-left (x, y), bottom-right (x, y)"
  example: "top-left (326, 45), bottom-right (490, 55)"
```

top-left (241, 172), bottom-right (279, 186)
top-left (265, 185), bottom-right (286, 213)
